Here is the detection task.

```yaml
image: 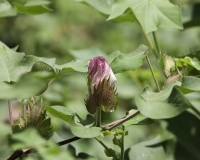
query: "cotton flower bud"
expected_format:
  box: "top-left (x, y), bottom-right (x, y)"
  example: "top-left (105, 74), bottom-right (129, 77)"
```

top-left (85, 56), bottom-right (118, 114)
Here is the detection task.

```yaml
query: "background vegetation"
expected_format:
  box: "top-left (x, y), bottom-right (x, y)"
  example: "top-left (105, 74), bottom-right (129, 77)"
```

top-left (1, 0), bottom-right (200, 159)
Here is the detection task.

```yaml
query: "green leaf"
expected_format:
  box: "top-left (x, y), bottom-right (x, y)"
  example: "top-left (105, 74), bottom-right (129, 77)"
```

top-left (136, 82), bottom-right (191, 119)
top-left (69, 115), bottom-right (102, 138)
top-left (176, 56), bottom-right (200, 71)
top-left (0, 122), bottom-right (11, 138)
top-left (128, 136), bottom-right (165, 160)
top-left (0, 46), bottom-right (9, 58)
top-left (0, 72), bottom-right (52, 99)
top-left (45, 105), bottom-right (75, 122)
top-left (15, 3), bottom-right (52, 15)
top-left (0, 41), bottom-right (56, 82)
top-left (110, 44), bottom-right (148, 74)
top-left (76, 0), bottom-right (112, 15)
top-left (55, 59), bottom-right (88, 73)
top-left (166, 111), bottom-right (200, 160)
top-left (108, 0), bottom-right (183, 33)
top-left (0, 0), bottom-right (17, 17)
top-left (123, 109), bottom-right (154, 127)
top-left (9, 128), bottom-right (47, 150)
top-left (177, 76), bottom-right (200, 94)
top-left (106, 50), bottom-right (121, 64)
top-left (12, 0), bottom-right (27, 5)
top-left (13, 0), bottom-right (52, 15)
top-left (104, 148), bottom-right (116, 157)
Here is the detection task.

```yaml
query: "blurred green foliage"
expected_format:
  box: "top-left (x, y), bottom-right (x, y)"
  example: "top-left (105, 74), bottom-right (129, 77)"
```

top-left (1, 0), bottom-right (200, 160)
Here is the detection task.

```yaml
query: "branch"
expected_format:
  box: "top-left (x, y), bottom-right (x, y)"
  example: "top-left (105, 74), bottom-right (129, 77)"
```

top-left (7, 110), bottom-right (140, 160)
top-left (7, 136), bottom-right (80, 160)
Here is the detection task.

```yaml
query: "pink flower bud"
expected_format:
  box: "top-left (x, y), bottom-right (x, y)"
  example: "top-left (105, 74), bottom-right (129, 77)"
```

top-left (88, 56), bottom-right (116, 88)
top-left (85, 56), bottom-right (118, 114)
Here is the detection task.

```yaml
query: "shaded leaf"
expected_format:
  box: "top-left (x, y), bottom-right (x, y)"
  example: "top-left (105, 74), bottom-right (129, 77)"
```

top-left (0, 72), bottom-right (52, 99)
top-left (183, 17), bottom-right (200, 29)
top-left (15, 4), bottom-right (52, 15)
top-left (136, 82), bottom-right (191, 119)
top-left (108, 0), bottom-right (183, 33)
top-left (9, 128), bottom-right (46, 150)
top-left (110, 44), bottom-right (148, 74)
top-left (45, 105), bottom-right (75, 122)
top-left (128, 136), bottom-right (165, 160)
top-left (166, 111), bottom-right (200, 160)
top-left (69, 115), bottom-right (102, 138)
top-left (13, 0), bottom-right (52, 15)
top-left (177, 76), bottom-right (200, 94)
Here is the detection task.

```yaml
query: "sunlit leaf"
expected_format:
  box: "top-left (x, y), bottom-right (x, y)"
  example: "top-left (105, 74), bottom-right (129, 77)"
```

top-left (45, 105), bottom-right (75, 122)
top-left (108, 0), bottom-right (183, 33)
top-left (0, 46), bottom-right (9, 58)
top-left (176, 56), bottom-right (200, 71)
top-left (136, 82), bottom-right (191, 119)
top-left (0, 41), bottom-right (56, 82)
top-left (69, 115), bottom-right (102, 138)
top-left (75, 0), bottom-right (112, 15)
top-left (55, 59), bottom-right (88, 73)
top-left (0, 0), bottom-right (17, 17)
top-left (110, 44), bottom-right (148, 74)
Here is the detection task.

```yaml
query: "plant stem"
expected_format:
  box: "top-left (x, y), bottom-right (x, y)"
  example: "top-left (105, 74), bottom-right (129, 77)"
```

top-left (120, 125), bottom-right (125, 160)
top-left (103, 110), bottom-right (140, 130)
top-left (152, 31), bottom-right (160, 53)
top-left (96, 108), bottom-right (101, 127)
top-left (95, 137), bottom-right (119, 160)
top-left (8, 100), bottom-right (13, 133)
top-left (146, 55), bottom-right (161, 92)
top-left (138, 22), bottom-right (158, 58)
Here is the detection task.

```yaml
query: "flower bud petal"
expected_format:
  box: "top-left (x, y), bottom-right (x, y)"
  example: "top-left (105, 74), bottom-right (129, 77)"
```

top-left (85, 56), bottom-right (118, 114)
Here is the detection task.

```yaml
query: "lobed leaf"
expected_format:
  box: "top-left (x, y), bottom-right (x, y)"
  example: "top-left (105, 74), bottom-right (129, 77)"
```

top-left (45, 105), bottom-right (75, 123)
top-left (108, 0), bottom-right (183, 33)
top-left (0, 41), bottom-right (56, 83)
top-left (110, 44), bottom-right (148, 74)
top-left (75, 0), bottom-right (112, 15)
top-left (136, 82), bottom-right (191, 119)
top-left (69, 115), bottom-right (102, 138)
top-left (55, 59), bottom-right (88, 73)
